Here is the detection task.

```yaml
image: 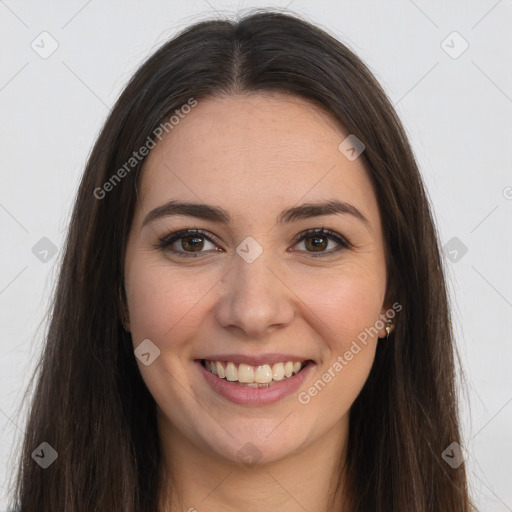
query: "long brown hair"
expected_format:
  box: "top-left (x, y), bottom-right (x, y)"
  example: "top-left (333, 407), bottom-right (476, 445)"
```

top-left (8, 9), bottom-right (474, 511)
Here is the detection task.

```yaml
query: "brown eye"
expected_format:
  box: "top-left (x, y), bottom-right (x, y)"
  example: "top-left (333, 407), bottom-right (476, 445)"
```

top-left (303, 233), bottom-right (328, 252)
top-left (158, 227), bottom-right (351, 259)
top-left (159, 229), bottom-right (220, 257)
top-left (292, 228), bottom-right (351, 257)
top-left (180, 234), bottom-right (206, 252)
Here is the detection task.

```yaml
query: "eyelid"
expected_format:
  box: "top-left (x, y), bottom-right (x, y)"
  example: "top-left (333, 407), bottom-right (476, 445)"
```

top-left (157, 227), bottom-right (352, 258)
top-left (290, 227), bottom-right (353, 252)
top-left (157, 228), bottom-right (222, 252)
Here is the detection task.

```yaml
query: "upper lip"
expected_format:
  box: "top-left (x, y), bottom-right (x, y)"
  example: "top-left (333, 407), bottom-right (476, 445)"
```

top-left (197, 353), bottom-right (314, 366)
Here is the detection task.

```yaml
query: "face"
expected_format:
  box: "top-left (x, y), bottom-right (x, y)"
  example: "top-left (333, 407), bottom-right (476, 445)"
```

top-left (124, 93), bottom-right (390, 467)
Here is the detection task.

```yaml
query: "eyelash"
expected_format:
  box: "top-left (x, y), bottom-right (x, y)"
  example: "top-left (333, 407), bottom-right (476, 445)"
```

top-left (156, 228), bottom-right (352, 258)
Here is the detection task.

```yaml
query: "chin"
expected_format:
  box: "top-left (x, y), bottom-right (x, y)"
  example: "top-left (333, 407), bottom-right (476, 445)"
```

top-left (198, 422), bottom-right (308, 467)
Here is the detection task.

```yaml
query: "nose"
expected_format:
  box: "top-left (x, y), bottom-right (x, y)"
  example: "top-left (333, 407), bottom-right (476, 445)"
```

top-left (214, 249), bottom-right (295, 339)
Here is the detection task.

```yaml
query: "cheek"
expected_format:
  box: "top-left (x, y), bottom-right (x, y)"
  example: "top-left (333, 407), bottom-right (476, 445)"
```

top-left (124, 262), bottom-right (217, 410)
top-left (294, 264), bottom-right (384, 396)
top-left (125, 259), bottom-right (218, 346)
top-left (296, 276), bottom-right (382, 413)
top-left (126, 253), bottom-right (385, 352)
top-left (299, 264), bottom-right (385, 345)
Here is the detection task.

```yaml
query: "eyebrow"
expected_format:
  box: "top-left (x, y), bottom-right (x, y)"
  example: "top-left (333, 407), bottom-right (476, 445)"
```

top-left (141, 199), bottom-right (371, 229)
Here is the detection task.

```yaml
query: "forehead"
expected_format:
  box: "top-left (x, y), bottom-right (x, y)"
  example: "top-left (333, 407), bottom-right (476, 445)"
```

top-left (137, 93), bottom-right (380, 227)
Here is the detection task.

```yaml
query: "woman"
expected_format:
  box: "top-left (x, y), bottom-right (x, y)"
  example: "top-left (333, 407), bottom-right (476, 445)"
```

top-left (8, 9), bottom-right (474, 512)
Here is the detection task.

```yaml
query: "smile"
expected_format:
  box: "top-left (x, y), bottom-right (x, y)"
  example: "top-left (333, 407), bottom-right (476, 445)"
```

top-left (196, 358), bottom-right (315, 405)
top-left (201, 359), bottom-right (307, 388)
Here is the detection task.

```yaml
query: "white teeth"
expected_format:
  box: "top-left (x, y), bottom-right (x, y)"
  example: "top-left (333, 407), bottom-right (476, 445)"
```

top-left (272, 362), bottom-right (285, 381)
top-left (202, 359), bottom-right (307, 385)
top-left (238, 363), bottom-right (254, 383)
top-left (216, 361), bottom-right (225, 378)
top-left (254, 364), bottom-right (272, 383)
top-left (225, 362), bottom-right (237, 381)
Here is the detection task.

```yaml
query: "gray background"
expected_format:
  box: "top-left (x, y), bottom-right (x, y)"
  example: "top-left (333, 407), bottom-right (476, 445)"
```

top-left (1, 0), bottom-right (511, 510)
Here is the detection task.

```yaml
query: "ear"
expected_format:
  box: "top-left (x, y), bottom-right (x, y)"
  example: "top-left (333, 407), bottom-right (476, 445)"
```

top-left (377, 303), bottom-right (392, 339)
top-left (377, 298), bottom-right (400, 339)
top-left (376, 274), bottom-right (400, 338)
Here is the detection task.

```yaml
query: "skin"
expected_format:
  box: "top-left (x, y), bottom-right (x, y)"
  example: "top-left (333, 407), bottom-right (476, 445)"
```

top-left (123, 93), bottom-right (391, 512)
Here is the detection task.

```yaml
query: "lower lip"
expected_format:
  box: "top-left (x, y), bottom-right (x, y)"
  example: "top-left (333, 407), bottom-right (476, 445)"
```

top-left (195, 360), bottom-right (314, 406)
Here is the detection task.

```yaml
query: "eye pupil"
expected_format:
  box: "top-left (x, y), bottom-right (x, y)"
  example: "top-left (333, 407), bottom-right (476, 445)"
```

top-left (306, 235), bottom-right (327, 251)
top-left (182, 235), bottom-right (204, 251)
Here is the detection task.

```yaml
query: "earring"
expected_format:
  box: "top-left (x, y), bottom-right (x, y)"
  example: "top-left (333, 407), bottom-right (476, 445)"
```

top-left (385, 320), bottom-right (394, 339)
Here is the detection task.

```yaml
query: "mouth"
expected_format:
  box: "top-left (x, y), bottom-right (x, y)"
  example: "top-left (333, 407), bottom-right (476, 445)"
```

top-left (195, 357), bottom-right (315, 405)
top-left (200, 359), bottom-right (311, 388)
